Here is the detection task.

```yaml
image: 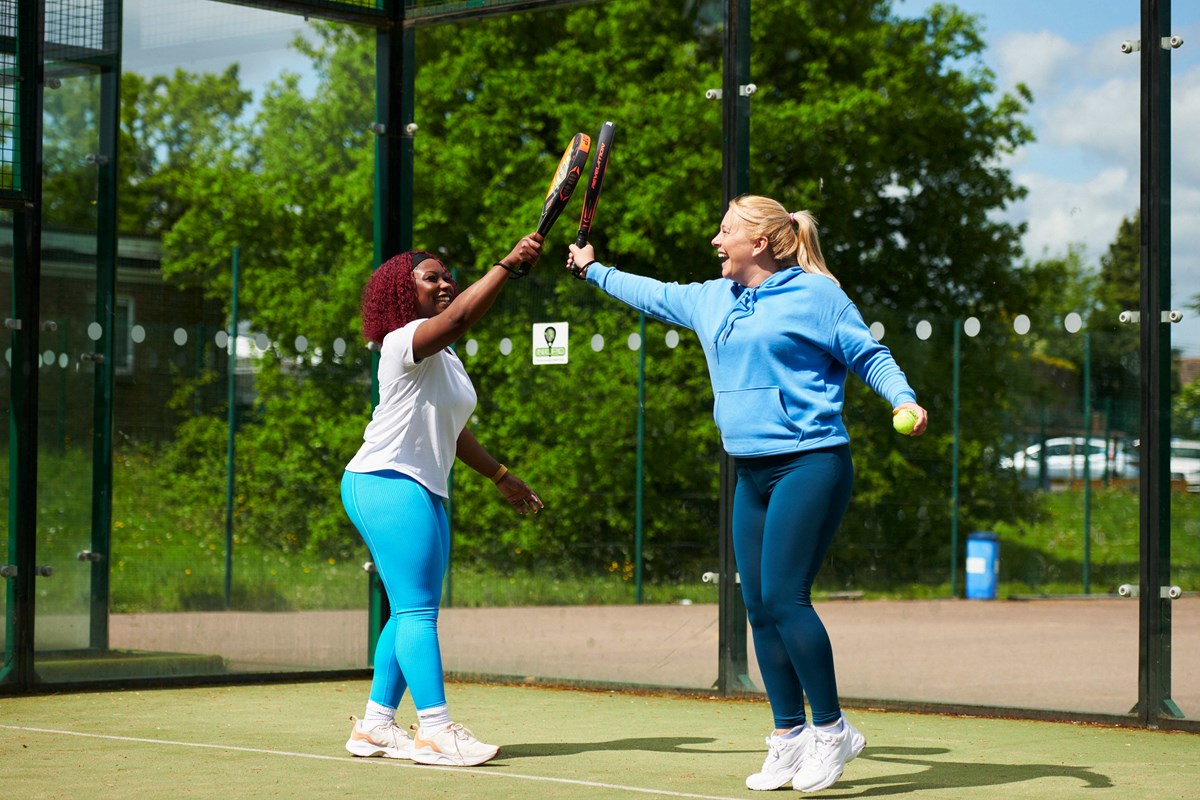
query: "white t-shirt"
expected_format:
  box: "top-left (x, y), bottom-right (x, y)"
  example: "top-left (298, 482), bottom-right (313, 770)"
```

top-left (345, 319), bottom-right (477, 498)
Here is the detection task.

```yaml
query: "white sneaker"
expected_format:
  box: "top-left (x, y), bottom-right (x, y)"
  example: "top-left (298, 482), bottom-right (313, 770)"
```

top-left (745, 726), bottom-right (811, 791)
top-left (344, 715), bottom-right (413, 759)
top-left (792, 717), bottom-right (866, 793)
top-left (411, 722), bottom-right (500, 767)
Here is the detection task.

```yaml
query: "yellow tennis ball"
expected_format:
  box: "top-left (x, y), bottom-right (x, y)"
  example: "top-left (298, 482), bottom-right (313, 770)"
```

top-left (893, 408), bottom-right (918, 435)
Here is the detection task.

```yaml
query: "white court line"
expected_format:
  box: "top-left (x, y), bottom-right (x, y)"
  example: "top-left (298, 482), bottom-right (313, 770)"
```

top-left (1, 725), bottom-right (747, 800)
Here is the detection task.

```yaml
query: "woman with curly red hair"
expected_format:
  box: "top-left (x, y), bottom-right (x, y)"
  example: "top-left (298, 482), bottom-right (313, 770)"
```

top-left (342, 233), bottom-right (543, 767)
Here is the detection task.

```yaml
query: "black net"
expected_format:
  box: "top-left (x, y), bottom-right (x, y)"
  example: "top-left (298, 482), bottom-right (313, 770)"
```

top-left (0, 1), bottom-right (21, 204)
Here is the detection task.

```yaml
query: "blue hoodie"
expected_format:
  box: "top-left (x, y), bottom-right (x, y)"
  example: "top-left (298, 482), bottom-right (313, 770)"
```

top-left (587, 264), bottom-right (916, 457)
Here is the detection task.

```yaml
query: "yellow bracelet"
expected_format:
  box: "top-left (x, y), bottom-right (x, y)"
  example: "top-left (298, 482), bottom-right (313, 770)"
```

top-left (491, 464), bottom-right (508, 484)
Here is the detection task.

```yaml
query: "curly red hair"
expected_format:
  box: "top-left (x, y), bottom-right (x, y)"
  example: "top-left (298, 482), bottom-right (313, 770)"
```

top-left (360, 250), bottom-right (459, 345)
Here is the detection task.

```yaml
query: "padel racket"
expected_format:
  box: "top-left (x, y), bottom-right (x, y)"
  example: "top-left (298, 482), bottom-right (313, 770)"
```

top-left (575, 121), bottom-right (615, 250)
top-left (537, 131), bottom-right (591, 237)
top-left (510, 132), bottom-right (590, 278)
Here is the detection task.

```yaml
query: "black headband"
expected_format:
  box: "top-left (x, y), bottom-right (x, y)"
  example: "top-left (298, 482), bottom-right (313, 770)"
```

top-left (411, 252), bottom-right (433, 270)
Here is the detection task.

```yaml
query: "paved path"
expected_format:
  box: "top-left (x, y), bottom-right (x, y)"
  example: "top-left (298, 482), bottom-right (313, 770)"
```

top-left (108, 596), bottom-right (1199, 718)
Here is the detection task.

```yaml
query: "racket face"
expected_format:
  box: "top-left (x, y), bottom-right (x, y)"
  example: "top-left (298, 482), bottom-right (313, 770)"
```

top-left (576, 121), bottom-right (615, 246)
top-left (536, 132), bottom-right (591, 237)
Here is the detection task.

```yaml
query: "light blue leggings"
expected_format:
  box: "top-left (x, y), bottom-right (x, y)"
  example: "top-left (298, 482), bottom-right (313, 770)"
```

top-left (341, 469), bottom-right (448, 712)
top-left (733, 446), bottom-right (854, 729)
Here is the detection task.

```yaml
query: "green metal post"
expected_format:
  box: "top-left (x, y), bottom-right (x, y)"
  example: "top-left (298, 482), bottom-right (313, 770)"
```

top-left (1082, 332), bottom-right (1091, 594)
top-left (1104, 397), bottom-right (1113, 488)
top-left (224, 247), bottom-right (240, 610)
top-left (2, 0), bottom-right (46, 691)
top-left (1038, 407), bottom-right (1048, 491)
top-left (90, 0), bottom-right (122, 651)
top-left (1137, 0), bottom-right (1182, 723)
top-left (366, 7), bottom-right (415, 663)
top-left (716, 0), bottom-right (754, 695)
top-left (951, 323), bottom-right (961, 597)
top-left (635, 312), bottom-right (646, 604)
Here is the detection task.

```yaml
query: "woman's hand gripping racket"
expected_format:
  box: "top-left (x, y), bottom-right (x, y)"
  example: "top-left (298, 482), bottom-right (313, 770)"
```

top-left (568, 121), bottom-right (615, 279)
top-left (512, 131), bottom-right (591, 278)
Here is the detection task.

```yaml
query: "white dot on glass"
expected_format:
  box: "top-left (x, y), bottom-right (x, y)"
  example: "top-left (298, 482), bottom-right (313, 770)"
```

top-left (916, 320), bottom-right (932, 341)
top-left (43, 350), bottom-right (55, 365)
top-left (295, 335), bottom-right (308, 353)
top-left (255, 333), bottom-right (270, 351)
top-left (131, 324), bottom-right (146, 344)
top-left (173, 328), bottom-right (188, 346)
top-left (464, 339), bottom-right (478, 357)
top-left (88, 322), bottom-right (103, 341)
top-left (628, 333), bottom-right (642, 351)
top-left (499, 337), bottom-right (513, 356)
top-left (334, 338), bottom-right (346, 356)
top-left (4, 348), bottom-right (10, 366)
top-left (665, 330), bottom-right (680, 349)
top-left (591, 334), bottom-right (605, 352)
top-left (1064, 312), bottom-right (1083, 334)
top-left (1014, 314), bottom-right (1031, 335)
top-left (964, 317), bottom-right (981, 337)
top-left (214, 330), bottom-right (229, 349)
top-left (869, 322), bottom-right (885, 341)
top-left (58, 353), bottom-right (69, 368)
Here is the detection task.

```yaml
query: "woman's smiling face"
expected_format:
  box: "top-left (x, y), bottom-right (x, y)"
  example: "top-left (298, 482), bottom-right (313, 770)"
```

top-left (413, 258), bottom-right (455, 318)
top-left (711, 208), bottom-right (759, 284)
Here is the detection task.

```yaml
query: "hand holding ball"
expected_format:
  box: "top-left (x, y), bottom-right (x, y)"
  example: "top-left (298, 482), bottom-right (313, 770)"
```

top-left (893, 408), bottom-right (918, 436)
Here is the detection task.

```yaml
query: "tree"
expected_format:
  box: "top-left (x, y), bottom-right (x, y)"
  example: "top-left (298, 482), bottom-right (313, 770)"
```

top-left (134, 0), bottom-right (1040, 587)
top-left (404, 0), bottom-right (1036, 583)
top-left (119, 67), bottom-right (254, 236)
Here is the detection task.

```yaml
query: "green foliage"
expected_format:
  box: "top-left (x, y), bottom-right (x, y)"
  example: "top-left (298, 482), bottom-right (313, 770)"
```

top-left (115, 1), bottom-right (1044, 580)
top-left (42, 73), bottom-right (102, 228)
top-left (15, 448), bottom-right (1197, 615)
top-left (119, 67), bottom-right (254, 236)
top-left (990, 487), bottom-right (1200, 594)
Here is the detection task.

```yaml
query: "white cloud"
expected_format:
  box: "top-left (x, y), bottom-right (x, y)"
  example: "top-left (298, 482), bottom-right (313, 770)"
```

top-left (1039, 77), bottom-right (1139, 160)
top-left (995, 30), bottom-right (1080, 97)
top-left (1172, 66), bottom-right (1200, 184)
top-left (1015, 168), bottom-right (1134, 259)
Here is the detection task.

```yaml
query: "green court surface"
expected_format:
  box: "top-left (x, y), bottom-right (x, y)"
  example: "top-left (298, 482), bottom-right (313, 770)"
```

top-left (3, 681), bottom-right (1197, 799)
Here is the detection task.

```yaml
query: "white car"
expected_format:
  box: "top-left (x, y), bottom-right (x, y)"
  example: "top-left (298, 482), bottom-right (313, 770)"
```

top-left (1001, 437), bottom-right (1135, 481)
top-left (1169, 440), bottom-right (1200, 491)
top-left (1130, 439), bottom-right (1200, 491)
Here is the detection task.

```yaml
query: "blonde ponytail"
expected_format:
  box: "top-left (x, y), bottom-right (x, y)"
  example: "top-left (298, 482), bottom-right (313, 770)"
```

top-left (729, 195), bottom-right (839, 286)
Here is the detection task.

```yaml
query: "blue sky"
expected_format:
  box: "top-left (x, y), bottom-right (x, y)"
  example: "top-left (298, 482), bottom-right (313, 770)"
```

top-left (123, 0), bottom-right (1200, 353)
top-left (897, 0), bottom-right (1200, 354)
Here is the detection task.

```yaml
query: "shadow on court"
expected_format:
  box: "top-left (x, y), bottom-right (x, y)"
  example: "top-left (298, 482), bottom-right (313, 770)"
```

top-left (497, 735), bottom-right (758, 759)
top-left (831, 746), bottom-right (1113, 797)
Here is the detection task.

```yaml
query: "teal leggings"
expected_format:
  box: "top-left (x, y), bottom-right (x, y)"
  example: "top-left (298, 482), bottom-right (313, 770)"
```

top-left (733, 446), bottom-right (853, 728)
top-left (341, 469), bottom-right (448, 712)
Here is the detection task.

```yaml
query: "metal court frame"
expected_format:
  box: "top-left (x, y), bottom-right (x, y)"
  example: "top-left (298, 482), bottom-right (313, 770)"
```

top-left (0, 0), bottom-right (1193, 733)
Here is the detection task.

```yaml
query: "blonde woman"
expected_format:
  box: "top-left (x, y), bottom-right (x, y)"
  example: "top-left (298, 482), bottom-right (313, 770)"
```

top-left (567, 195), bottom-right (927, 793)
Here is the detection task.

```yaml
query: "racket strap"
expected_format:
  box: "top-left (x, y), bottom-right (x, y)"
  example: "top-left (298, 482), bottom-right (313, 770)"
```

top-left (568, 259), bottom-right (598, 280)
top-left (497, 260), bottom-right (531, 279)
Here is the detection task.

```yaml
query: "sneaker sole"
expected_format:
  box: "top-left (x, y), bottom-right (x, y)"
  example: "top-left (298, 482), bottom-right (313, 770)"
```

top-left (797, 766), bottom-right (845, 794)
top-left (345, 740), bottom-right (413, 760)
top-left (411, 746), bottom-right (500, 767)
top-left (746, 773), bottom-right (797, 791)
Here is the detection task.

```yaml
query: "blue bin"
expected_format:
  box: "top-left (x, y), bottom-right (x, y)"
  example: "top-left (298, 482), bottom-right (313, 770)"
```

top-left (965, 531), bottom-right (999, 600)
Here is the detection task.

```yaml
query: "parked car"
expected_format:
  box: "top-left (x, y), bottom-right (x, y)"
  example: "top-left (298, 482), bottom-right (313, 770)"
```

top-left (1129, 439), bottom-right (1200, 492)
top-left (1169, 440), bottom-right (1200, 491)
top-left (1000, 437), bottom-right (1136, 482)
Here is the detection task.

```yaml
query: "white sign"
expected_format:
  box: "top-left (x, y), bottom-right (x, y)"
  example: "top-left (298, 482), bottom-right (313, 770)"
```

top-left (532, 322), bottom-right (569, 365)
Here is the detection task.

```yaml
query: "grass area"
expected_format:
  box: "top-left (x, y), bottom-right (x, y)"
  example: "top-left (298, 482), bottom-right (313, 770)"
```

top-left (8, 448), bottom-right (1200, 614)
top-left (988, 486), bottom-right (1200, 596)
top-left (7, 682), bottom-right (1198, 800)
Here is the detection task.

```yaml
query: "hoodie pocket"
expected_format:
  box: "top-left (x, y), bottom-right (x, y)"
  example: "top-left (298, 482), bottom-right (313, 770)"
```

top-left (713, 386), bottom-right (801, 454)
